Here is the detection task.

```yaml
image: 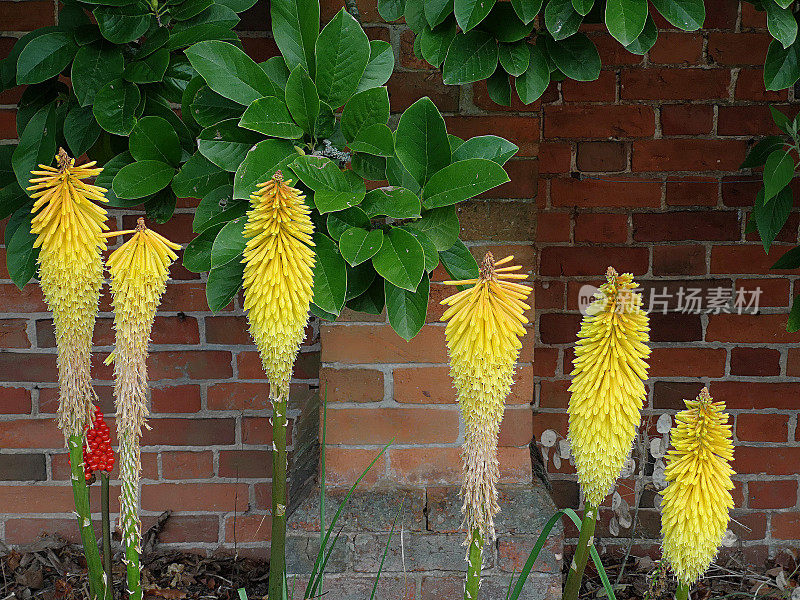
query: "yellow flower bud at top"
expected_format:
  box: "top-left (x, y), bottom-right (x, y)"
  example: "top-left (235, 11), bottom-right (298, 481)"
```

top-left (242, 172), bottom-right (315, 399)
top-left (28, 148), bottom-right (109, 440)
top-left (568, 267), bottom-right (650, 507)
top-left (440, 252), bottom-right (532, 543)
top-left (661, 388), bottom-right (735, 586)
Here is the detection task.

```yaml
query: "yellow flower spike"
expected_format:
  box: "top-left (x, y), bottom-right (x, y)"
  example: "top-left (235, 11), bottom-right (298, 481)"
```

top-left (567, 267), bottom-right (650, 508)
top-left (107, 218), bottom-right (180, 599)
top-left (28, 148), bottom-right (109, 441)
top-left (440, 252), bottom-right (532, 544)
top-left (661, 388), bottom-right (735, 586)
top-left (242, 171), bottom-right (316, 398)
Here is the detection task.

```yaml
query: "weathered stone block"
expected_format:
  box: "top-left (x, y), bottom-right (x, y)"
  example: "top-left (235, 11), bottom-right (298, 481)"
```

top-left (421, 573), bottom-right (561, 600)
top-left (285, 533), bottom-right (352, 573)
top-left (353, 532), bottom-right (490, 573)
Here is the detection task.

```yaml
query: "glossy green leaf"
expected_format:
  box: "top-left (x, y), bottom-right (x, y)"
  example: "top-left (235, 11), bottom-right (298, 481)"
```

top-left (144, 187), bottom-right (177, 223)
top-left (144, 94), bottom-right (195, 154)
top-left (346, 275), bottom-right (385, 314)
top-left (763, 149), bottom-right (795, 200)
top-left (198, 118), bottom-right (263, 172)
top-left (356, 41), bottom-right (395, 93)
top-left (193, 185), bottom-right (246, 233)
top-left (650, 0), bottom-right (704, 30)
top-left (312, 232), bottom-right (348, 315)
top-left (487, 67), bottom-right (511, 106)
top-left (341, 87), bottom-right (390, 142)
top-left (271, 0), bottom-right (319, 75)
top-left (63, 105), bottom-right (101, 158)
top-left (167, 24), bottom-right (238, 50)
top-left (326, 206), bottom-right (370, 240)
top-left (764, 39), bottom-right (800, 91)
top-left (545, 34), bottom-right (600, 81)
top-left (12, 105), bottom-right (57, 191)
top-left (545, 0), bottom-right (583, 40)
top-left (516, 45), bottom-right (551, 104)
top-left (420, 21), bottom-right (457, 68)
top-left (16, 32), bottom-right (77, 85)
top-left (772, 245), bottom-right (800, 269)
top-left (0, 146), bottom-right (16, 188)
top-left (439, 238), bottom-right (479, 282)
top-left (94, 5), bottom-right (151, 43)
top-left (93, 78), bottom-right (140, 135)
top-left (481, 3), bottom-right (537, 42)
top-left (6, 207), bottom-right (39, 290)
top-left (787, 294), bottom-right (800, 332)
top-left (455, 0), bottom-right (497, 31)
top-left (511, 0), bottom-right (543, 23)
top-left (173, 151), bottom-right (231, 198)
top-left (755, 186), bottom-right (793, 253)
top-left (183, 223), bottom-right (224, 272)
top-left (239, 96), bottom-right (304, 138)
top-left (624, 13), bottom-right (658, 55)
top-left (425, 0), bottom-right (453, 27)
top-left (362, 187), bottom-right (421, 219)
top-left (402, 226), bottom-right (438, 272)
top-left (259, 56), bottom-right (291, 99)
top-left (174, 4), bottom-right (239, 29)
top-left (123, 47), bottom-right (169, 83)
top-left (352, 153), bottom-right (388, 182)
top-left (345, 262), bottom-right (377, 301)
top-left (206, 256), bottom-right (244, 311)
top-left (404, 0), bottom-right (427, 32)
top-left (0, 183), bottom-right (28, 221)
top-left (395, 97), bottom-right (451, 186)
top-left (97, 152), bottom-right (139, 207)
top-left (764, 0), bottom-right (797, 49)
top-left (130, 115), bottom-right (182, 166)
top-left (290, 155), bottom-right (366, 213)
top-left (349, 124), bottom-right (395, 157)
top-left (211, 215), bottom-right (247, 267)
top-left (171, 0), bottom-right (214, 20)
top-left (315, 9), bottom-right (371, 109)
top-left (191, 85), bottom-right (245, 127)
top-left (742, 136), bottom-right (787, 169)
top-left (385, 274), bottom-right (429, 340)
top-left (285, 66), bottom-right (320, 135)
top-left (422, 158), bottom-right (510, 208)
top-left (572, 0), bottom-right (593, 15)
top-left (378, 0), bottom-right (405, 21)
top-left (441, 30), bottom-right (499, 85)
top-left (406, 206), bottom-right (459, 251)
top-left (340, 227), bottom-right (385, 266)
top-left (113, 160), bottom-right (175, 199)
top-left (372, 227), bottom-right (425, 291)
top-left (771, 105), bottom-right (792, 134)
top-left (499, 41), bottom-right (530, 76)
top-left (233, 139), bottom-right (296, 200)
top-left (452, 135), bottom-right (518, 165)
top-left (604, 0), bottom-right (647, 46)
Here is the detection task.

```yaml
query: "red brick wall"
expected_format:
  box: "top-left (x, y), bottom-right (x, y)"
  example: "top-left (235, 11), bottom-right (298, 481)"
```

top-left (0, 0), bottom-right (797, 563)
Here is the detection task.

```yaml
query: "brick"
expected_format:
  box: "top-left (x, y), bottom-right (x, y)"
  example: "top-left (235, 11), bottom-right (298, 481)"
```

top-left (389, 446), bottom-right (462, 484)
top-left (711, 382), bottom-right (800, 410)
top-left (323, 448), bottom-right (387, 486)
top-left (718, 105), bottom-right (787, 136)
top-left (242, 416), bottom-right (292, 445)
top-left (708, 314), bottom-right (797, 343)
top-left (149, 514), bottom-right (221, 544)
top-left (539, 313), bottom-right (580, 344)
top-left (736, 278), bottom-right (789, 308)
top-left (665, 178), bottom-right (719, 206)
top-left (729, 511), bottom-right (766, 541)
top-left (730, 347), bottom-right (781, 376)
top-left (321, 324), bottom-right (448, 363)
top-left (551, 177), bottom-right (661, 208)
top-left (576, 142), bottom-right (626, 172)
top-left (219, 450), bottom-right (272, 478)
top-left (238, 36), bottom-right (279, 62)
top-left (711, 244), bottom-right (782, 274)
top-left (649, 313), bottom-right (703, 342)
top-left (320, 0), bottom-right (381, 22)
top-left (458, 200), bottom-right (535, 240)
top-left (733, 446), bottom-right (800, 475)
top-left (660, 104), bottom-right (714, 136)
top-left (388, 71), bottom-right (459, 113)
top-left (590, 33), bottom-right (643, 66)
top-left (633, 211), bottom-right (740, 241)
top-left (649, 348), bottom-right (726, 377)
top-left (319, 368), bottom-right (383, 402)
top-left (0, 319), bottom-right (30, 348)
top-left (162, 450), bottom-right (214, 479)
top-left (326, 407), bottom-right (459, 444)
top-left (538, 380), bottom-right (570, 409)
top-left (623, 69), bottom-right (729, 101)
top-left (632, 140), bottom-right (747, 172)
top-left (0, 418), bottom-right (63, 449)
top-left (0, 352), bottom-right (56, 383)
top-left (422, 574), bottom-right (561, 600)
top-left (539, 246), bottom-right (648, 277)
top-left (771, 512), bottom-right (800, 540)
top-left (538, 142), bottom-right (572, 174)
top-left (0, 453), bottom-right (46, 481)
top-left (0, 485), bottom-right (76, 513)
top-left (141, 418), bottom-right (236, 446)
top-left (722, 177), bottom-right (762, 207)
top-left (707, 32), bottom-right (771, 65)
top-left (647, 32), bottom-right (703, 64)
top-left (0, 387), bottom-right (32, 413)
top-left (737, 414), bottom-right (789, 443)
top-left (0, 1), bottom-right (55, 29)
top-left (562, 70), bottom-right (616, 102)
top-left (544, 105), bottom-right (655, 138)
top-left (653, 245), bottom-right (706, 276)
top-left (490, 159), bottom-right (539, 199)
top-left (148, 350), bottom-right (233, 380)
top-left (499, 407), bottom-right (533, 446)
top-left (3, 518), bottom-right (81, 545)
top-left (444, 116), bottom-right (539, 157)
top-left (394, 364), bottom-right (532, 405)
top-left (354, 531), bottom-right (482, 572)
top-left (399, 29), bottom-right (432, 70)
top-left (534, 280), bottom-right (564, 310)
top-left (150, 384), bottom-right (202, 413)
top-left (141, 483), bottom-right (249, 511)
top-left (161, 282), bottom-right (223, 311)
top-left (736, 68), bottom-right (787, 101)
top-left (205, 315), bottom-right (250, 345)
top-left (208, 381), bottom-right (270, 410)
top-left (652, 381), bottom-right (705, 410)
top-left (535, 212), bottom-right (571, 243)
top-left (705, 1), bottom-right (739, 29)
top-left (224, 514), bottom-right (271, 543)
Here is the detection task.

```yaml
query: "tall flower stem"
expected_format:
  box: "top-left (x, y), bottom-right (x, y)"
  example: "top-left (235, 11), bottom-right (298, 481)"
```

top-left (100, 472), bottom-right (113, 600)
top-left (269, 392), bottom-right (288, 600)
top-left (68, 435), bottom-right (105, 599)
top-left (675, 583), bottom-right (690, 600)
top-left (464, 528), bottom-right (483, 600)
top-left (562, 502), bottom-right (598, 600)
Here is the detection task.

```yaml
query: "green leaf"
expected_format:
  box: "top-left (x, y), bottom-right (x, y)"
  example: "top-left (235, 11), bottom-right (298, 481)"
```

top-left (16, 32), bottom-right (77, 85)
top-left (764, 39), bottom-right (800, 91)
top-left (315, 9), bottom-right (371, 109)
top-left (197, 118), bottom-right (263, 172)
top-left (171, 0), bottom-right (214, 20)
top-left (422, 158), bottom-right (510, 208)
top-left (406, 206), bottom-right (459, 251)
top-left (787, 294), bottom-right (800, 333)
top-left (420, 21), bottom-right (457, 68)
top-left (211, 216), bottom-right (247, 267)
top-left (0, 146), bottom-right (16, 188)
top-left (487, 67), bottom-right (511, 106)
top-left (351, 153), bottom-right (387, 182)
top-left (395, 97), bottom-right (451, 186)
top-left (233, 139), bottom-right (296, 200)
top-left (93, 78), bottom-right (140, 135)
top-left (0, 183), bottom-right (29, 221)
top-left (71, 44), bottom-right (125, 106)
top-left (290, 155), bottom-right (366, 213)
top-left (239, 96), bottom-right (304, 139)
top-left (184, 223), bottom-right (224, 272)
top-left (516, 45), bottom-right (551, 104)
top-left (441, 30), bottom-right (499, 85)
top-left (135, 27), bottom-right (169, 59)
top-left (182, 75), bottom-right (205, 131)
top-left (452, 135), bottom-right (519, 165)
top-left (362, 187), bottom-right (422, 218)
top-left (12, 105), bottom-right (57, 191)
top-left (378, 0), bottom-right (405, 21)
top-left (771, 105), bottom-right (792, 134)
top-left (286, 66), bottom-right (320, 135)
top-left (371, 227), bottom-right (425, 291)
top-left (313, 232), bottom-right (348, 315)
top-left (340, 227), bottom-right (385, 266)
top-left (191, 85), bottom-right (245, 127)
top-left (315, 102), bottom-right (336, 138)
top-left (144, 187), bottom-right (177, 223)
top-left (94, 5), bottom-right (152, 43)
top-left (145, 93), bottom-right (196, 154)
top-left (425, 0), bottom-right (453, 27)
top-left (64, 105), bottom-right (101, 158)
top-left (545, 0), bottom-right (583, 40)
top-left (173, 3), bottom-right (239, 29)
top-left (124, 48), bottom-right (170, 83)
top-left (481, 3), bottom-right (537, 42)
top-left (511, 0), bottom-right (543, 23)
top-left (385, 274), bottom-right (429, 340)
top-left (763, 149), bottom-right (795, 200)
top-left (572, 0), bottom-right (594, 15)
top-left (624, 13), bottom-right (658, 55)
top-left (404, 0), bottom-right (427, 32)
top-left (185, 40), bottom-right (276, 105)
top-left (604, 0), bottom-right (647, 46)
top-left (755, 186), bottom-right (793, 252)
top-left (545, 34), bottom-right (601, 81)
top-left (206, 257), bottom-right (244, 311)
top-left (129, 115), bottom-right (182, 166)
top-left (742, 136), bottom-right (788, 169)
top-left (173, 151), bottom-right (231, 198)
top-left (356, 40), bottom-right (395, 93)
top-left (341, 87), bottom-right (390, 142)
top-left (345, 262), bottom-right (377, 301)
top-left (499, 41), bottom-right (530, 76)
top-left (259, 56), bottom-right (291, 99)
top-left (764, 0), bottom-right (797, 49)
top-left (455, 0), bottom-right (497, 31)
top-left (650, 0), bottom-right (704, 30)
top-left (15, 81), bottom-right (64, 136)
top-left (193, 185), bottom-right (246, 233)
top-left (326, 206), bottom-right (370, 240)
top-left (771, 245), bottom-right (800, 269)
top-left (97, 152), bottom-right (138, 207)
top-left (271, 0), bottom-right (319, 75)
top-left (349, 124), bottom-right (395, 157)
top-left (346, 275), bottom-right (385, 314)
top-left (6, 207), bottom-right (39, 290)
top-left (168, 24), bottom-right (238, 50)
top-left (216, 0), bottom-right (258, 11)
top-left (439, 239), bottom-right (479, 282)
top-left (402, 226), bottom-right (438, 272)
top-left (113, 160), bottom-right (175, 199)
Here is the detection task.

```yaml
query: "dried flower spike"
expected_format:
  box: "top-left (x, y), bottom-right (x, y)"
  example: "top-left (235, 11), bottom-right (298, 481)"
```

top-left (661, 388), bottom-right (735, 586)
top-left (28, 149), bottom-right (109, 440)
top-left (568, 267), bottom-right (650, 507)
top-left (440, 252), bottom-right (532, 544)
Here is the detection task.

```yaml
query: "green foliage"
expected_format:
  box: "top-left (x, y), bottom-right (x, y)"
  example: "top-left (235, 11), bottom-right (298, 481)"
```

top-left (0, 0), bottom-right (250, 286)
top-left (182, 0), bottom-right (517, 339)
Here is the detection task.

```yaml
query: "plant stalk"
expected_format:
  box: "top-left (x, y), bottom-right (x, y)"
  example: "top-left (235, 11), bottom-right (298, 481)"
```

top-left (269, 392), bottom-right (289, 600)
top-left (464, 528), bottom-right (483, 600)
top-left (123, 527), bottom-right (142, 600)
top-left (675, 583), bottom-right (690, 600)
top-left (101, 472), bottom-right (113, 600)
top-left (562, 502), bottom-right (598, 600)
top-left (68, 435), bottom-right (105, 600)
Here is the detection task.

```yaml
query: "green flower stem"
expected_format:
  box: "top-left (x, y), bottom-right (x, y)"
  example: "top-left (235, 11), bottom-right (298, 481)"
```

top-left (562, 502), bottom-right (598, 600)
top-left (100, 472), bottom-right (113, 600)
top-left (68, 435), bottom-right (105, 600)
top-left (464, 528), bottom-right (483, 600)
top-left (675, 583), bottom-right (690, 600)
top-left (269, 392), bottom-right (289, 600)
top-left (124, 534), bottom-right (142, 600)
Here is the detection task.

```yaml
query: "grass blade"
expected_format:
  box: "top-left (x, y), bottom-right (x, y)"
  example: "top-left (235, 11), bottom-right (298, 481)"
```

top-left (562, 508), bottom-right (617, 600)
top-left (237, 588), bottom-right (247, 600)
top-left (370, 498), bottom-right (404, 600)
top-left (508, 509), bottom-right (567, 600)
